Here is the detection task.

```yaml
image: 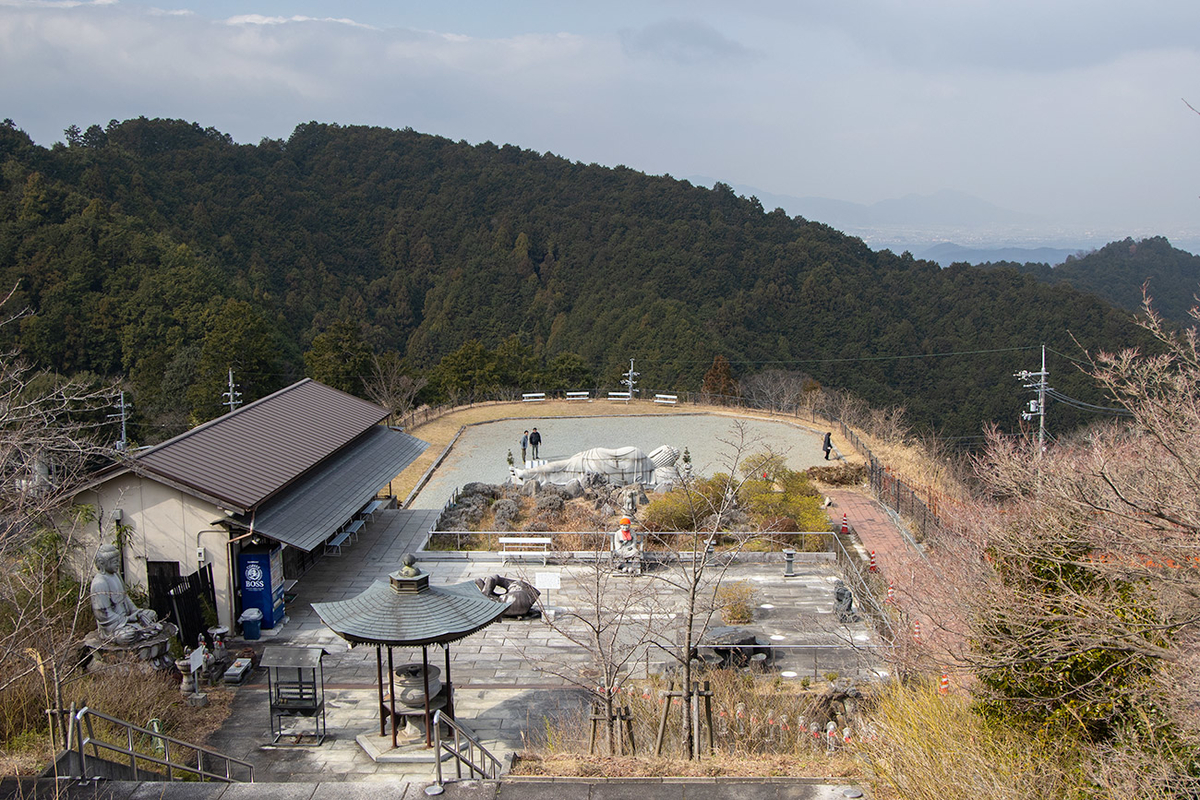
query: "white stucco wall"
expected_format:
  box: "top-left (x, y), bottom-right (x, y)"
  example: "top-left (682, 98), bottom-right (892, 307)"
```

top-left (77, 473), bottom-right (237, 630)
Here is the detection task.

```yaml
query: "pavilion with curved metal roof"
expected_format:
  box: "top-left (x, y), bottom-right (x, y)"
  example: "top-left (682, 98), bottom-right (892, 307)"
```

top-left (312, 559), bottom-right (507, 750)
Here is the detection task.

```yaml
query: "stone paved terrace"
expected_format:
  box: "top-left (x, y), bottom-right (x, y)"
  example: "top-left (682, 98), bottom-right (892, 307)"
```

top-left (174, 411), bottom-right (882, 786)
top-left (204, 502), bottom-right (881, 784)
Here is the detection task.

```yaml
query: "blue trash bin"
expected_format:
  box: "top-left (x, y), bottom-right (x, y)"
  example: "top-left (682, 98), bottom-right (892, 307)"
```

top-left (238, 608), bottom-right (263, 640)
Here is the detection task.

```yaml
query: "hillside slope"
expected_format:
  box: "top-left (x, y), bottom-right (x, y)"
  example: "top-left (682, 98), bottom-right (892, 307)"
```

top-left (0, 118), bottom-right (1153, 440)
top-left (977, 236), bottom-right (1200, 324)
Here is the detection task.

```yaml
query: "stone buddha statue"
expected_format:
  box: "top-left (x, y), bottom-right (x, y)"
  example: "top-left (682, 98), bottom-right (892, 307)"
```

top-left (90, 544), bottom-right (163, 646)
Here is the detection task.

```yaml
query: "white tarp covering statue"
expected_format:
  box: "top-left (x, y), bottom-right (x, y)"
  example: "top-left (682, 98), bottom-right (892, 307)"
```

top-left (510, 445), bottom-right (680, 487)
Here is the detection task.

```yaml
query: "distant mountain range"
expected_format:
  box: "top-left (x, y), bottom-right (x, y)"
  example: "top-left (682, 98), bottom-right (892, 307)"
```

top-left (687, 176), bottom-right (1198, 263)
top-left (911, 242), bottom-right (1081, 267)
top-left (687, 177), bottom-right (1040, 230)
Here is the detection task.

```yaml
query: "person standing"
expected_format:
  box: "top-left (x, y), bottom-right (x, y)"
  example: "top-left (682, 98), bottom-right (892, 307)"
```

top-left (822, 431), bottom-right (833, 460)
top-left (529, 427), bottom-right (542, 459)
top-left (520, 430), bottom-right (529, 464)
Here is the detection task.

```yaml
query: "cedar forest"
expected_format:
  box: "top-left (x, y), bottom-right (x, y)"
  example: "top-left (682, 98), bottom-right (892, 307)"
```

top-left (2, 116), bottom-right (1195, 445)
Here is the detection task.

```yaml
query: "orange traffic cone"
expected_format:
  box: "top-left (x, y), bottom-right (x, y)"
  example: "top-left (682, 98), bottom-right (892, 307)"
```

top-left (940, 674), bottom-right (950, 694)
top-left (840, 513), bottom-right (849, 535)
top-left (868, 550), bottom-right (878, 573)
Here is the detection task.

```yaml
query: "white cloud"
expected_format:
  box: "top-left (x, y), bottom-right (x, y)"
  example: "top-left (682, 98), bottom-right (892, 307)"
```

top-left (223, 14), bottom-right (376, 30)
top-left (618, 18), bottom-right (755, 65)
top-left (0, 0), bottom-right (1196, 242)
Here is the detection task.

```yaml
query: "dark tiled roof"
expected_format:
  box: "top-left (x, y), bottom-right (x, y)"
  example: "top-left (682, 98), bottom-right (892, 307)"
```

top-left (312, 571), bottom-right (506, 646)
top-left (135, 379), bottom-right (389, 512)
top-left (231, 426), bottom-right (427, 552)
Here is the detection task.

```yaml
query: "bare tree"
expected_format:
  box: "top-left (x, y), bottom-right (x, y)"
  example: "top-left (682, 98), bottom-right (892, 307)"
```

top-left (926, 299), bottom-right (1200, 788)
top-left (0, 295), bottom-right (119, 742)
top-left (741, 368), bottom-right (818, 415)
top-left (640, 422), bottom-right (770, 759)
top-left (521, 552), bottom-right (667, 756)
top-left (363, 351), bottom-right (427, 424)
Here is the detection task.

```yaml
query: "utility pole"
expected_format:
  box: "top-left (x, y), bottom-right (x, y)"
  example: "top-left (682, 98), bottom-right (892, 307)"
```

top-left (621, 359), bottom-right (639, 403)
top-left (1014, 344), bottom-right (1048, 453)
top-left (108, 391), bottom-right (129, 451)
top-left (222, 368), bottom-right (242, 414)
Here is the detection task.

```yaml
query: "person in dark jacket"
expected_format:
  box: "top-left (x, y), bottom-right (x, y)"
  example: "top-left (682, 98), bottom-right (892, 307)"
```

top-left (529, 428), bottom-right (542, 459)
top-left (822, 432), bottom-right (833, 460)
top-left (520, 430), bottom-right (529, 463)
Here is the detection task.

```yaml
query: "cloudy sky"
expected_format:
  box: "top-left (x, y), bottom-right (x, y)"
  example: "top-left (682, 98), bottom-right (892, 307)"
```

top-left (2, 0), bottom-right (1198, 244)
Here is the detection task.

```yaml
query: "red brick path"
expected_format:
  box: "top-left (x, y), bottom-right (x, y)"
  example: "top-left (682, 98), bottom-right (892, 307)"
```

top-left (825, 488), bottom-right (961, 673)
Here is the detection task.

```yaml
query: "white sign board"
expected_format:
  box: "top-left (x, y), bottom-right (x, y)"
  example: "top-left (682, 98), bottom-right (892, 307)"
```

top-left (534, 572), bottom-right (561, 591)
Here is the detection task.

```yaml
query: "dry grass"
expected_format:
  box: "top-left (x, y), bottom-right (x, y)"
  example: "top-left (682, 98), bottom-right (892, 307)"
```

top-left (513, 751), bottom-right (860, 778)
top-left (1, 659), bottom-right (234, 777)
top-left (519, 669), bottom-right (869, 778)
top-left (716, 581), bottom-right (757, 624)
top-left (852, 430), bottom-right (968, 508)
top-left (854, 681), bottom-right (1071, 800)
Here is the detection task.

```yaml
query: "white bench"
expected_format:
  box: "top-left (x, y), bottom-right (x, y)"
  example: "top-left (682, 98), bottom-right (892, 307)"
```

top-left (565, 391), bottom-right (590, 401)
top-left (359, 498), bottom-right (385, 522)
top-left (608, 391), bottom-right (632, 402)
top-left (654, 394), bottom-right (678, 405)
top-left (522, 392), bottom-right (547, 402)
top-left (498, 536), bottom-right (553, 565)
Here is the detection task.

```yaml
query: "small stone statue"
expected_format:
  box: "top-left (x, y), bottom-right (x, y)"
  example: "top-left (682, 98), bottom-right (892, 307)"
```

top-left (833, 579), bottom-right (855, 623)
top-left (398, 554), bottom-right (422, 577)
top-left (474, 575), bottom-right (540, 617)
top-left (612, 517), bottom-right (640, 573)
top-left (90, 544), bottom-right (163, 646)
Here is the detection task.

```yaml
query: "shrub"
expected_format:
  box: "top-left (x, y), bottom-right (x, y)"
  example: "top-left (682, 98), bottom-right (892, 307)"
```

top-left (535, 493), bottom-right (565, 519)
top-left (641, 491), bottom-right (700, 532)
top-left (493, 498), bottom-right (521, 527)
top-left (806, 463), bottom-right (866, 486)
top-left (716, 581), bottom-right (757, 624)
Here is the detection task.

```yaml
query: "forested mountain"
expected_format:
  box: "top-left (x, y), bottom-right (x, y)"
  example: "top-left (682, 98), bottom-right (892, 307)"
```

top-left (0, 117), bottom-right (1154, 443)
top-left (976, 236), bottom-right (1200, 324)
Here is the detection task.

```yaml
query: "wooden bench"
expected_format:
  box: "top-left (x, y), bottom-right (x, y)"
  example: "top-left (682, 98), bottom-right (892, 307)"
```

top-left (565, 391), bottom-right (590, 400)
top-left (344, 519), bottom-right (365, 542)
top-left (498, 536), bottom-right (553, 565)
top-left (654, 394), bottom-right (678, 405)
top-left (608, 391), bottom-right (632, 402)
top-left (522, 392), bottom-right (547, 402)
top-left (359, 498), bottom-right (385, 522)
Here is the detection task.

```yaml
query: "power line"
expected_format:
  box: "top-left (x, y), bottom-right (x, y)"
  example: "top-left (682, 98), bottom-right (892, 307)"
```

top-left (1045, 388), bottom-right (1133, 416)
top-left (640, 345), bottom-right (1039, 367)
top-left (1046, 347), bottom-right (1095, 367)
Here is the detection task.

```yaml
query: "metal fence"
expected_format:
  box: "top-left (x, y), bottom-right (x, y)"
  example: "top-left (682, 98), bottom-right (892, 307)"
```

top-left (835, 421), bottom-right (955, 543)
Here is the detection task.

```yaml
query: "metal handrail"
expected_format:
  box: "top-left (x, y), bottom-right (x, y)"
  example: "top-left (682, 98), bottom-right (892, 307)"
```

top-left (430, 709), bottom-right (504, 793)
top-left (72, 705), bottom-right (254, 783)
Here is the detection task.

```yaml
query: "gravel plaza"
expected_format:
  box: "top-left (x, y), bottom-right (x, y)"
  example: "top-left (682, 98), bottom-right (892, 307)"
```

top-left (412, 411), bottom-right (838, 510)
